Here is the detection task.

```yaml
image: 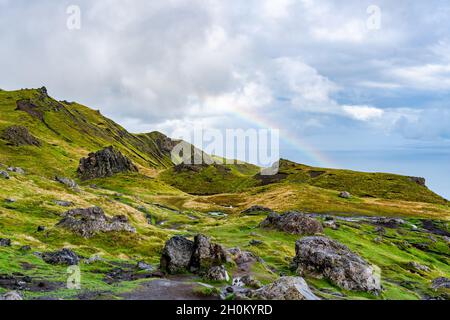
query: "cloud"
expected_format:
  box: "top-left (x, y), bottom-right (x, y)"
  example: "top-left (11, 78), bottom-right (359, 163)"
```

top-left (342, 105), bottom-right (384, 121)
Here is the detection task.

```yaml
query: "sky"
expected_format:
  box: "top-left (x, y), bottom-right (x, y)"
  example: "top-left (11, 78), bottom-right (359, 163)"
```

top-left (1, 0), bottom-right (450, 199)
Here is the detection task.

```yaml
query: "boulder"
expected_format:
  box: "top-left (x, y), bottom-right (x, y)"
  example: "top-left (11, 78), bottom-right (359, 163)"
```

top-left (260, 212), bottom-right (323, 235)
top-left (432, 277), bottom-right (450, 290)
top-left (1, 125), bottom-right (41, 147)
top-left (0, 170), bottom-right (10, 179)
top-left (160, 234), bottom-right (229, 274)
top-left (56, 207), bottom-right (136, 238)
top-left (190, 234), bottom-right (229, 272)
top-left (42, 248), bottom-right (80, 266)
top-left (248, 277), bottom-right (320, 300)
top-left (160, 236), bottom-right (195, 274)
top-left (55, 176), bottom-right (79, 190)
top-left (205, 265), bottom-right (230, 282)
top-left (7, 167), bottom-right (25, 174)
top-left (77, 146), bottom-right (138, 181)
top-left (0, 238), bottom-right (11, 247)
top-left (242, 206), bottom-right (273, 215)
top-left (293, 236), bottom-right (381, 294)
top-left (0, 291), bottom-right (23, 301)
top-left (339, 191), bottom-right (351, 199)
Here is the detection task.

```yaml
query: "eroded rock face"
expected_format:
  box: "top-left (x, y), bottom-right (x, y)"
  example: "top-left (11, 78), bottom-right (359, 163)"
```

top-left (260, 212), bottom-right (323, 235)
top-left (293, 236), bottom-right (381, 294)
top-left (77, 146), bottom-right (138, 181)
top-left (56, 207), bottom-right (136, 238)
top-left (247, 277), bottom-right (320, 300)
top-left (160, 236), bottom-right (195, 274)
top-left (190, 234), bottom-right (229, 272)
top-left (160, 234), bottom-right (229, 275)
top-left (2, 125), bottom-right (41, 147)
top-left (42, 249), bottom-right (80, 266)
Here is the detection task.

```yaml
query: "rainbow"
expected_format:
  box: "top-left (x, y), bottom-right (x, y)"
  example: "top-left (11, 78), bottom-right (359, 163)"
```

top-left (232, 108), bottom-right (335, 168)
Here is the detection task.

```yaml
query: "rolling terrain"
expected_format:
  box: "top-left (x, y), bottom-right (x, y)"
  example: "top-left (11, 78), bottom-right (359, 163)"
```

top-left (0, 88), bottom-right (449, 300)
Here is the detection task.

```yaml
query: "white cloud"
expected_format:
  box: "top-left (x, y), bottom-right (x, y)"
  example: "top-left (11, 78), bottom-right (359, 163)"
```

top-left (342, 105), bottom-right (384, 121)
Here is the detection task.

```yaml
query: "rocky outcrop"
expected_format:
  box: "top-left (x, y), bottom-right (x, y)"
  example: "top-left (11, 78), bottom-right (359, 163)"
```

top-left (160, 234), bottom-right (229, 275)
top-left (408, 176), bottom-right (426, 187)
top-left (0, 291), bottom-right (23, 301)
top-left (160, 236), bottom-right (195, 274)
top-left (260, 212), bottom-right (323, 235)
top-left (0, 238), bottom-right (11, 247)
top-left (42, 248), bottom-right (80, 266)
top-left (293, 236), bottom-right (381, 294)
top-left (77, 146), bottom-right (138, 181)
top-left (242, 206), bottom-right (273, 215)
top-left (246, 277), bottom-right (320, 300)
top-left (190, 234), bottom-right (229, 272)
top-left (57, 207), bottom-right (136, 238)
top-left (339, 191), bottom-right (351, 199)
top-left (55, 176), bottom-right (79, 190)
top-left (2, 125), bottom-right (41, 147)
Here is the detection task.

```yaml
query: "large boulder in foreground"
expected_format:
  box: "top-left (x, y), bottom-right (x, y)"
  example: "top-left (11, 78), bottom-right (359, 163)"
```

top-left (260, 212), bottom-right (323, 235)
top-left (77, 146), bottom-right (138, 181)
top-left (1, 125), bottom-right (41, 147)
top-left (56, 207), bottom-right (136, 238)
top-left (293, 236), bottom-right (381, 294)
top-left (245, 277), bottom-right (320, 300)
top-left (160, 234), bottom-right (229, 275)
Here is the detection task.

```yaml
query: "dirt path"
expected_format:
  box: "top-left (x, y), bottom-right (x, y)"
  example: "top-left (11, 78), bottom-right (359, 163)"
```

top-left (120, 277), bottom-right (218, 300)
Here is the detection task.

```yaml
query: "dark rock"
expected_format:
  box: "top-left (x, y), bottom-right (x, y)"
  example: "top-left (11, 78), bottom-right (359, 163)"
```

top-left (0, 291), bottom-right (23, 300)
top-left (1, 125), bottom-right (41, 147)
top-left (0, 238), bottom-right (11, 247)
top-left (249, 239), bottom-right (264, 246)
top-left (56, 207), bottom-right (136, 238)
top-left (260, 211), bottom-right (323, 235)
top-left (241, 206), bottom-right (273, 215)
top-left (205, 265), bottom-right (229, 282)
top-left (53, 200), bottom-right (74, 207)
top-left (160, 234), bottom-right (229, 275)
top-left (37, 226), bottom-right (46, 232)
top-left (375, 226), bottom-right (386, 235)
top-left (408, 176), bottom-right (426, 187)
top-left (7, 167), bottom-right (25, 174)
top-left (0, 171), bottom-right (10, 179)
top-left (339, 191), bottom-right (351, 199)
top-left (309, 170), bottom-right (326, 178)
top-left (77, 146), bottom-right (138, 181)
top-left (407, 262), bottom-right (430, 273)
top-left (373, 217), bottom-right (406, 229)
top-left (240, 275), bottom-right (263, 289)
top-left (19, 245), bottom-right (32, 252)
top-left (293, 236), bottom-right (381, 294)
top-left (160, 236), bottom-right (195, 274)
top-left (5, 198), bottom-right (16, 203)
top-left (247, 277), bottom-right (320, 300)
top-left (42, 248), bottom-right (79, 266)
top-left (190, 234), bottom-right (229, 273)
top-left (55, 176), bottom-right (79, 190)
top-left (431, 277), bottom-right (450, 290)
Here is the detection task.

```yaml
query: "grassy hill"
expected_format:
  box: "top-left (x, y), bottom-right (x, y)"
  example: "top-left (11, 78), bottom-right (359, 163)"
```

top-left (0, 88), bottom-right (449, 301)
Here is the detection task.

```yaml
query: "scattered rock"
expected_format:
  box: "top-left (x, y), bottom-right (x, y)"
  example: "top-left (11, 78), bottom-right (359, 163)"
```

top-left (137, 261), bottom-right (154, 272)
top-left (239, 275), bottom-right (263, 289)
top-left (228, 247), bottom-right (259, 265)
top-left (84, 255), bottom-right (104, 264)
top-left (431, 277), bottom-right (450, 290)
top-left (53, 200), bottom-right (74, 207)
top-left (293, 236), bottom-right (381, 294)
top-left (56, 207), bottom-right (136, 238)
top-left (260, 211), bottom-right (323, 235)
top-left (0, 291), bottom-right (23, 300)
top-left (0, 170), bottom-right (10, 179)
top-left (77, 146), bottom-right (138, 181)
top-left (241, 206), bottom-right (273, 215)
top-left (1, 125), bottom-right (41, 147)
top-left (7, 167), bottom-right (25, 174)
top-left (373, 217), bottom-right (406, 229)
top-left (339, 191), bottom-right (352, 199)
top-left (160, 236), bottom-right (195, 274)
top-left (247, 277), bottom-right (320, 300)
top-left (323, 220), bottom-right (340, 230)
top-left (0, 238), bottom-right (11, 247)
top-left (205, 265), bottom-right (229, 282)
top-left (42, 248), bottom-right (79, 266)
top-left (407, 262), bottom-right (430, 273)
top-left (19, 245), bottom-right (32, 252)
top-left (37, 226), bottom-right (46, 232)
top-left (55, 176), bottom-right (79, 190)
top-left (160, 234), bottom-right (229, 275)
top-left (249, 239), bottom-right (264, 246)
top-left (375, 226), bottom-right (386, 235)
top-left (5, 198), bottom-right (16, 203)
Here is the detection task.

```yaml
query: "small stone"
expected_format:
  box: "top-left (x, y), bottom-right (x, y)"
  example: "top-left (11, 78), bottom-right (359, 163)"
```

top-left (137, 261), bottom-right (154, 271)
top-left (55, 176), bottom-right (79, 190)
top-left (339, 191), bottom-right (352, 199)
top-left (249, 239), bottom-right (264, 246)
top-left (5, 198), bottom-right (17, 203)
top-left (37, 226), bottom-right (46, 232)
top-left (0, 238), bottom-right (12, 247)
top-left (19, 245), bottom-right (32, 252)
top-left (7, 167), bottom-right (25, 174)
top-left (0, 170), bottom-right (10, 179)
top-left (205, 265), bottom-right (230, 282)
top-left (54, 200), bottom-right (74, 207)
